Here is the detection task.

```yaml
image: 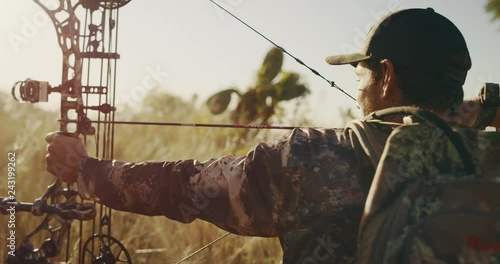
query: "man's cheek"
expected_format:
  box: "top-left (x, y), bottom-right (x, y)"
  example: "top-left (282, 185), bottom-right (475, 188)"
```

top-left (356, 93), bottom-right (363, 110)
top-left (357, 88), bottom-right (368, 109)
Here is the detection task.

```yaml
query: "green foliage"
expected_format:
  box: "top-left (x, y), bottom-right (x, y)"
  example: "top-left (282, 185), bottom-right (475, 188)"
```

top-left (272, 72), bottom-right (309, 101)
top-left (486, 0), bottom-right (500, 21)
top-left (206, 47), bottom-right (310, 127)
top-left (206, 88), bottom-right (240, 115)
top-left (257, 47), bottom-right (283, 85)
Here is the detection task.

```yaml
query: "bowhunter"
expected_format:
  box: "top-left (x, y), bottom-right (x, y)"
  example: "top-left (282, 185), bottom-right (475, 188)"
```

top-left (46, 8), bottom-right (500, 263)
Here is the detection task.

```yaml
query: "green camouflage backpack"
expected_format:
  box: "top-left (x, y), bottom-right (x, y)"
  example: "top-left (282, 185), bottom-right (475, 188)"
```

top-left (347, 107), bottom-right (500, 264)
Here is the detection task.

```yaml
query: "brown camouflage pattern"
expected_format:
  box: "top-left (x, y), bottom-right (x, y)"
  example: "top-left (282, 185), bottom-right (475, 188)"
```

top-left (359, 122), bottom-right (500, 264)
top-left (77, 128), bottom-right (370, 263)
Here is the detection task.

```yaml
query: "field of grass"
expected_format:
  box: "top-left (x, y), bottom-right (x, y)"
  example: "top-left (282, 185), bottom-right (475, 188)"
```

top-left (0, 90), bottom-right (313, 263)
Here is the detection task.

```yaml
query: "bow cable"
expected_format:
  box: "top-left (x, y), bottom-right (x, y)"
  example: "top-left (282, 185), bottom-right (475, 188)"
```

top-left (209, 0), bottom-right (356, 102)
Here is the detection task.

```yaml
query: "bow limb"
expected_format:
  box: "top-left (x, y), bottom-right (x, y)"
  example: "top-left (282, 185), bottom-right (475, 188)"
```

top-left (6, 1), bottom-right (131, 263)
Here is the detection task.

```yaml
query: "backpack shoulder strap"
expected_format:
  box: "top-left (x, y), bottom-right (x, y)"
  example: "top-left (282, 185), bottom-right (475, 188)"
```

top-left (346, 119), bottom-right (387, 167)
top-left (345, 119), bottom-right (394, 193)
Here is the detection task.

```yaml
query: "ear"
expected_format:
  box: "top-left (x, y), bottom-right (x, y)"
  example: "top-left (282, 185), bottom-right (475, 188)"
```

top-left (379, 59), bottom-right (398, 99)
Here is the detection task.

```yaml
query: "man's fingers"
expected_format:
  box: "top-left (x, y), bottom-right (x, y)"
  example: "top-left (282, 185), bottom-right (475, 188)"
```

top-left (46, 133), bottom-right (88, 156)
top-left (46, 154), bottom-right (77, 183)
top-left (45, 131), bottom-right (87, 184)
top-left (75, 142), bottom-right (89, 157)
top-left (45, 132), bottom-right (59, 143)
top-left (45, 154), bottom-right (57, 177)
top-left (46, 142), bottom-right (55, 153)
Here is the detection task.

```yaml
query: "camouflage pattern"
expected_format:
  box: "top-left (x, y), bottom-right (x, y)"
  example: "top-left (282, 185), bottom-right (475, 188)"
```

top-left (76, 119), bottom-right (500, 263)
top-left (77, 128), bottom-right (371, 263)
top-left (357, 122), bottom-right (500, 264)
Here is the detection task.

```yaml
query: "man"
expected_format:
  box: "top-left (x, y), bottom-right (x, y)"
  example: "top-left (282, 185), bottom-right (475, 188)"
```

top-left (46, 8), bottom-right (500, 263)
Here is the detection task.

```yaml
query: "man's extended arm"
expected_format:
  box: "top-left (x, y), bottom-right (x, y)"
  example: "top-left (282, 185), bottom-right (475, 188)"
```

top-left (76, 140), bottom-right (287, 237)
top-left (72, 128), bottom-right (364, 238)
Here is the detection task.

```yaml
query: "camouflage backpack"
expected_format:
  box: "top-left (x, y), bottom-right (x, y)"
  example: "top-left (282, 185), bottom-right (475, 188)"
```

top-left (346, 107), bottom-right (500, 264)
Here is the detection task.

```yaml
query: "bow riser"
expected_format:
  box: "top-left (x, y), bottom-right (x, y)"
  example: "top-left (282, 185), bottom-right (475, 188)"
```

top-left (3, 1), bottom-right (131, 263)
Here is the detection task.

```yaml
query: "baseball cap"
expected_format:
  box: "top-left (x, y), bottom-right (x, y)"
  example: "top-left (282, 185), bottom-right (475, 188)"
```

top-left (326, 8), bottom-right (472, 84)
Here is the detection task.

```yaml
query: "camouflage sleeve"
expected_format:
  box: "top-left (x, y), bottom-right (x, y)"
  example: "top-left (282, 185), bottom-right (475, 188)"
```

top-left (76, 128), bottom-right (363, 238)
top-left (76, 133), bottom-right (288, 236)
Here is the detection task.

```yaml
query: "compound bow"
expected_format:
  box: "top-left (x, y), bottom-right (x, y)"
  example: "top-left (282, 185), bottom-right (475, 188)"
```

top-left (2, 0), bottom-right (132, 263)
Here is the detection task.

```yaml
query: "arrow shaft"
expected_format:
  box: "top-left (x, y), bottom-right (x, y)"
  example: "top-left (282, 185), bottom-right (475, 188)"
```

top-left (62, 119), bottom-right (319, 130)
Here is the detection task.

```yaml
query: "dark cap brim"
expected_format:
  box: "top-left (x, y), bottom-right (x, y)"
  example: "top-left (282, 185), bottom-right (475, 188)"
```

top-left (325, 53), bottom-right (371, 66)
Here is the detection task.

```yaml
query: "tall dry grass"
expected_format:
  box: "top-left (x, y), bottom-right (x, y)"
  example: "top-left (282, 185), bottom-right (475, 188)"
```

top-left (0, 90), bottom-right (314, 263)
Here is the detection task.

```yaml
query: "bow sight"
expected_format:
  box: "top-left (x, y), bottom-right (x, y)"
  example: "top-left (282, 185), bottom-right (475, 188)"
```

top-left (12, 79), bottom-right (50, 103)
top-left (11, 78), bottom-right (116, 136)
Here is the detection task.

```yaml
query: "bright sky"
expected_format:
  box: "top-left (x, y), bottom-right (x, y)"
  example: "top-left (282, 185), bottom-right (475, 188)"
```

top-left (1, 0), bottom-right (499, 127)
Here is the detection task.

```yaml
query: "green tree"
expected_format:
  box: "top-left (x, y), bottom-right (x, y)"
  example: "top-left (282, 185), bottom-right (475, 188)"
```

top-left (206, 47), bottom-right (310, 126)
top-left (486, 0), bottom-right (500, 21)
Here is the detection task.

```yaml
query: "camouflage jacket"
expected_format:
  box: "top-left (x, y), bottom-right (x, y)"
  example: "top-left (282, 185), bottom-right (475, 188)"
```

top-left (77, 127), bottom-right (381, 263)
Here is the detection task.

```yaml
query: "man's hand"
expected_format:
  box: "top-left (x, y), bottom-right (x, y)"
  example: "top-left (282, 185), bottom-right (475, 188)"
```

top-left (45, 132), bottom-right (89, 183)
